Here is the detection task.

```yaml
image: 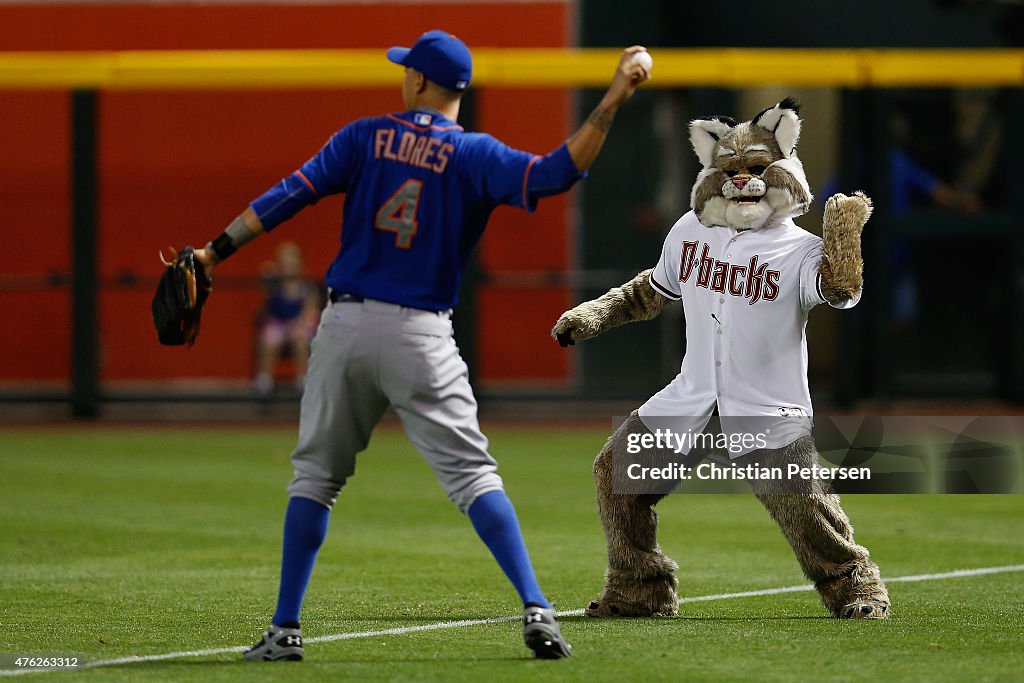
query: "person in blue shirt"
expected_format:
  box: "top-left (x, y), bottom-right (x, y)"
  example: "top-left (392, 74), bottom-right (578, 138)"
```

top-left (254, 242), bottom-right (320, 396)
top-left (887, 147), bottom-right (978, 324)
top-left (193, 30), bottom-right (651, 661)
top-left (821, 147), bottom-right (981, 324)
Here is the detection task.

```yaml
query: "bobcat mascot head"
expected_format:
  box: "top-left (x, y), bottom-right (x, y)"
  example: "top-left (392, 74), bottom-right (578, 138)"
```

top-left (689, 98), bottom-right (812, 231)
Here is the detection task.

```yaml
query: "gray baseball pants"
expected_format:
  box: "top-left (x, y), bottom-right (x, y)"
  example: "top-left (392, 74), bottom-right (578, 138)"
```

top-left (287, 298), bottom-right (505, 513)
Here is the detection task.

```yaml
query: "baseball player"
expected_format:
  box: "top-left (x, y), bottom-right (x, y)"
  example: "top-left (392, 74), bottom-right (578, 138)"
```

top-left (191, 30), bottom-right (650, 660)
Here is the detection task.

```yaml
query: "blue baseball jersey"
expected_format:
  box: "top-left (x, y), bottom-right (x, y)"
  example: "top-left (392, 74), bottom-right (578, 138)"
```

top-left (250, 109), bottom-right (583, 311)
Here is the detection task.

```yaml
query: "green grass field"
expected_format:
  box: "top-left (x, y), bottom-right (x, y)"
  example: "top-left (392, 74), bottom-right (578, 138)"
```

top-left (2, 425), bottom-right (1022, 681)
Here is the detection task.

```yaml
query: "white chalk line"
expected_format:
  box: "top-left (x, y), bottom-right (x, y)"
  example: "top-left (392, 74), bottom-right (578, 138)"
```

top-left (3, 563), bottom-right (1021, 676)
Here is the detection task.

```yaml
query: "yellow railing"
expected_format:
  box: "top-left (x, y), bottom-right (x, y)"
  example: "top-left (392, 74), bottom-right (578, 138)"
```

top-left (0, 48), bottom-right (1021, 90)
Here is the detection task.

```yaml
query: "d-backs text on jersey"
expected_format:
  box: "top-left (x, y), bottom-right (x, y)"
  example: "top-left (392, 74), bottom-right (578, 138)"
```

top-left (679, 241), bottom-right (780, 305)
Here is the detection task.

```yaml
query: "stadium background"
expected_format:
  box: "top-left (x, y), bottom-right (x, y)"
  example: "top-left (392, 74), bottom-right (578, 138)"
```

top-left (2, 2), bottom-right (1023, 680)
top-left (3, 0), bottom-right (1023, 418)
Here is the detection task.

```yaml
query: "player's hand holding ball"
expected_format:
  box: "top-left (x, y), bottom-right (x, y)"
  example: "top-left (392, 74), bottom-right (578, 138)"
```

top-left (629, 50), bottom-right (653, 78)
top-left (607, 46), bottom-right (652, 105)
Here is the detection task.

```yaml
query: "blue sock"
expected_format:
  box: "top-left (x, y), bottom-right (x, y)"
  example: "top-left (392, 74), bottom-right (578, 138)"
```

top-left (272, 496), bottom-right (331, 627)
top-left (467, 490), bottom-right (550, 609)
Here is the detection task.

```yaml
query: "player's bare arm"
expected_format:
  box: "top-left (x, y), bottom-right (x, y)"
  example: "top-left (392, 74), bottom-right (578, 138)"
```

top-left (551, 269), bottom-right (672, 347)
top-left (819, 191), bottom-right (872, 305)
top-left (547, 47), bottom-right (663, 348)
top-left (195, 206), bottom-right (266, 277)
top-left (566, 46), bottom-right (651, 172)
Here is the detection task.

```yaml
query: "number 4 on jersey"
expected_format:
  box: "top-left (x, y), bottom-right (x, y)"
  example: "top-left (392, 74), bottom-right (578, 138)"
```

top-left (375, 179), bottom-right (422, 248)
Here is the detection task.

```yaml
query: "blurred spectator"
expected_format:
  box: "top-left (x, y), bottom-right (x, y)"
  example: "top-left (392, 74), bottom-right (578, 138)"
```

top-left (822, 97), bottom-right (984, 325)
top-left (888, 147), bottom-right (981, 216)
top-left (255, 242), bottom-right (320, 396)
top-left (887, 145), bottom-right (982, 324)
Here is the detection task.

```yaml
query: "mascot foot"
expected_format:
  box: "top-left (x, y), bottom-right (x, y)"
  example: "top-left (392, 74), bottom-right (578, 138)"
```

top-left (816, 561), bottom-right (891, 619)
top-left (585, 567), bottom-right (679, 618)
top-left (839, 600), bottom-right (890, 620)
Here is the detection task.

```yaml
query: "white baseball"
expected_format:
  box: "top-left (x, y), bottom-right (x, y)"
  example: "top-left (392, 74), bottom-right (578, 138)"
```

top-left (630, 50), bottom-right (653, 72)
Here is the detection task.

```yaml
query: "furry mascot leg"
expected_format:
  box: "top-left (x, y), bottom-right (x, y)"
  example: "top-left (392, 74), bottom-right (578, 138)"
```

top-left (745, 437), bottom-right (890, 619)
top-left (587, 412), bottom-right (680, 617)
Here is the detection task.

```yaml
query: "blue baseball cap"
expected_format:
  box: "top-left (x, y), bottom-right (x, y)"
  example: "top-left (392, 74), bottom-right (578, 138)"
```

top-left (387, 30), bottom-right (473, 92)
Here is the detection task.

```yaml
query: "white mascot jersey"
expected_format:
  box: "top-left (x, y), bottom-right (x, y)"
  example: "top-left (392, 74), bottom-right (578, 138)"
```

top-left (640, 211), bottom-right (858, 449)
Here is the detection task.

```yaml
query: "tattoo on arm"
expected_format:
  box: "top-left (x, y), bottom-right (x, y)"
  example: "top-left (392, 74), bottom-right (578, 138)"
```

top-left (587, 104), bottom-right (616, 132)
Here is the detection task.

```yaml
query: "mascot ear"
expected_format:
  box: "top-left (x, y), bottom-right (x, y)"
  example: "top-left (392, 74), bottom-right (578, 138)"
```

top-left (751, 97), bottom-right (802, 158)
top-left (689, 116), bottom-right (737, 169)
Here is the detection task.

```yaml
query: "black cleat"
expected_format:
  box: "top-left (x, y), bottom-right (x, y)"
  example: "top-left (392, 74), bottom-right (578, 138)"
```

top-left (523, 606), bottom-right (573, 659)
top-left (243, 624), bottom-right (304, 661)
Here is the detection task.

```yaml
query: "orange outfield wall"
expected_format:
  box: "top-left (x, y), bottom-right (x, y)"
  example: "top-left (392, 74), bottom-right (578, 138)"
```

top-left (0, 2), bottom-right (574, 386)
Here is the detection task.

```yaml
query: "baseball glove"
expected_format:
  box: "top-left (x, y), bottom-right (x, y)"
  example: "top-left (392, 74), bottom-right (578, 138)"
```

top-left (151, 245), bottom-right (212, 346)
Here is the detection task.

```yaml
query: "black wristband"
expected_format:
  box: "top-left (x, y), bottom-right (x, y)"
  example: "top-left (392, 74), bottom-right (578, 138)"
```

top-left (209, 233), bottom-right (237, 262)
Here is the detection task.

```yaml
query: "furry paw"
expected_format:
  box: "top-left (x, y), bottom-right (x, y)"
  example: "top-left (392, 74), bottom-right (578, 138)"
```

top-left (551, 307), bottom-right (601, 346)
top-left (550, 315), bottom-right (577, 347)
top-left (586, 567), bottom-right (680, 618)
top-left (585, 597), bottom-right (661, 618)
top-left (585, 591), bottom-right (678, 618)
top-left (824, 191), bottom-right (873, 233)
top-left (551, 269), bottom-right (668, 347)
top-left (551, 315), bottom-right (578, 347)
top-left (839, 600), bottom-right (891, 620)
top-left (816, 560), bottom-right (890, 619)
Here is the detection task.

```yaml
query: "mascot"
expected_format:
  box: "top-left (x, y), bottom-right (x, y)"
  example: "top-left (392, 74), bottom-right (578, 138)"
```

top-left (552, 99), bottom-right (890, 620)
